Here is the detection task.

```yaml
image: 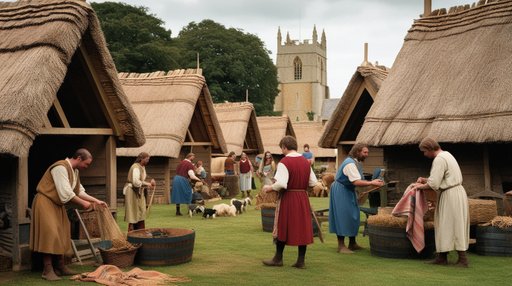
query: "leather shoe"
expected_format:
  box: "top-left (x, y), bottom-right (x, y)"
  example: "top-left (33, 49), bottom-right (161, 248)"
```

top-left (291, 262), bottom-right (305, 269)
top-left (262, 259), bottom-right (283, 267)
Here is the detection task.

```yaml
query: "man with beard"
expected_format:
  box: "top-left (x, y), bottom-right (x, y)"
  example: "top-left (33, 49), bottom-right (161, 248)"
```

top-left (328, 143), bottom-right (384, 253)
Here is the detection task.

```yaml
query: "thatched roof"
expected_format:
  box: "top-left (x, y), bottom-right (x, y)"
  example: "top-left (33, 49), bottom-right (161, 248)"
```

top-left (116, 69), bottom-right (227, 157)
top-left (257, 115), bottom-right (296, 155)
top-left (358, 0), bottom-right (512, 146)
top-left (0, 0), bottom-right (145, 157)
top-left (293, 121), bottom-right (336, 158)
top-left (214, 102), bottom-right (264, 155)
top-left (319, 65), bottom-right (388, 148)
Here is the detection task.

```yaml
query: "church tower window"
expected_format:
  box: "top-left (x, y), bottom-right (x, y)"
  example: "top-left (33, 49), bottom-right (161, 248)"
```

top-left (294, 57), bottom-right (302, 80)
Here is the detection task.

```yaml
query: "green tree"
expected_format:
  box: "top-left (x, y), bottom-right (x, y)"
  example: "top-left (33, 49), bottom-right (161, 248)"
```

top-left (175, 20), bottom-right (279, 115)
top-left (91, 1), bottom-right (180, 72)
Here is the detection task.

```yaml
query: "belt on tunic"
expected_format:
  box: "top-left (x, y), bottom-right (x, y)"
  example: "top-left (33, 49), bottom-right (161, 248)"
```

top-left (286, 189), bottom-right (306, 192)
top-left (439, 184), bottom-right (461, 192)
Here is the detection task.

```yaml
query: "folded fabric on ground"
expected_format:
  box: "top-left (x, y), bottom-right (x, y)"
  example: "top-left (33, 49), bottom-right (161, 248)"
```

top-left (392, 184), bottom-right (427, 253)
top-left (71, 264), bottom-right (190, 286)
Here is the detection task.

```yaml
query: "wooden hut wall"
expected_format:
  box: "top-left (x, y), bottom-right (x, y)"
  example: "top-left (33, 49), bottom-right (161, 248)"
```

top-left (117, 156), bottom-right (171, 206)
top-left (382, 144), bottom-right (512, 197)
top-left (0, 156), bottom-right (18, 266)
top-left (336, 145), bottom-right (384, 175)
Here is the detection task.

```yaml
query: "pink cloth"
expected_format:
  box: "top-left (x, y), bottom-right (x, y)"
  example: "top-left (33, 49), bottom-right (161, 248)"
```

top-left (392, 184), bottom-right (427, 253)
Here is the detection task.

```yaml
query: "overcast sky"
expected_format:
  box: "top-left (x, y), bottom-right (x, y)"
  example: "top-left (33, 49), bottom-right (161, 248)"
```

top-left (92, 0), bottom-right (471, 98)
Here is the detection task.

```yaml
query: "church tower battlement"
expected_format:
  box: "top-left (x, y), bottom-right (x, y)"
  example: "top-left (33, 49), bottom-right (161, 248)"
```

top-left (274, 26), bottom-right (329, 122)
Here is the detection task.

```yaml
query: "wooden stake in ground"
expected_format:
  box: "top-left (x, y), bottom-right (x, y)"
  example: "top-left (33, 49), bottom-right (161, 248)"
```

top-left (311, 209), bottom-right (324, 243)
top-left (146, 185), bottom-right (156, 218)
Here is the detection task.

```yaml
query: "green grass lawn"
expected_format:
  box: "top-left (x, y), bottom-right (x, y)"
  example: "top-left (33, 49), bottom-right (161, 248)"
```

top-left (1, 194), bottom-right (512, 285)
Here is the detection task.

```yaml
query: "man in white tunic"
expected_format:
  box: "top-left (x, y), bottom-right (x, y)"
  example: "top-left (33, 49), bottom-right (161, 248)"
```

top-left (412, 138), bottom-right (469, 267)
top-left (124, 152), bottom-right (155, 231)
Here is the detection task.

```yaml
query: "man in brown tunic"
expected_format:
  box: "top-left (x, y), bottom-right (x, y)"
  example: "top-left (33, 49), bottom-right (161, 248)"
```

top-left (30, 148), bottom-right (107, 280)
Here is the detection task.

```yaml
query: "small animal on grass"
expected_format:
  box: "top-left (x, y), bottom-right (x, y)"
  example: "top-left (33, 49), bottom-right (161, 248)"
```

top-left (202, 208), bottom-right (216, 219)
top-left (213, 203), bottom-right (237, 217)
top-left (230, 199), bottom-right (244, 214)
top-left (188, 204), bottom-right (205, 217)
top-left (243, 197), bottom-right (252, 209)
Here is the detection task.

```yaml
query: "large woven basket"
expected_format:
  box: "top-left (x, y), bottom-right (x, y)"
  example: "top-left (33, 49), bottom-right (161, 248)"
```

top-left (469, 199), bottom-right (497, 225)
top-left (98, 241), bottom-right (141, 268)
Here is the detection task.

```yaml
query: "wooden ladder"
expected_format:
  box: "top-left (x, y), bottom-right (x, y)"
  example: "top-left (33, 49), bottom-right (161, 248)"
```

top-left (71, 209), bottom-right (101, 264)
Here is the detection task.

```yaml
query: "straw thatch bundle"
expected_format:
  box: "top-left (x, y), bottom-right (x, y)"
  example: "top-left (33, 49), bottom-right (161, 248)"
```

top-left (469, 198), bottom-right (497, 225)
top-left (368, 214), bottom-right (435, 229)
top-left (255, 191), bottom-right (278, 210)
top-left (481, 216), bottom-right (512, 229)
top-left (0, 0), bottom-right (145, 157)
top-left (257, 116), bottom-right (296, 155)
top-left (357, 0), bottom-right (512, 146)
top-left (214, 102), bottom-right (263, 155)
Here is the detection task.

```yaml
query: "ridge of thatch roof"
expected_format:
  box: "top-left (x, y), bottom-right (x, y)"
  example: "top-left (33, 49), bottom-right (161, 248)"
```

top-left (0, 0), bottom-right (145, 157)
top-left (293, 121), bottom-right (336, 158)
top-left (358, 0), bottom-right (512, 146)
top-left (257, 115), bottom-right (296, 155)
top-left (319, 65), bottom-right (388, 148)
top-left (214, 102), bottom-right (264, 155)
top-left (116, 69), bottom-right (227, 157)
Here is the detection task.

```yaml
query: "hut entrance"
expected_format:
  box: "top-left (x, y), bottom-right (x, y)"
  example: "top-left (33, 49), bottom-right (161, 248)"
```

top-left (27, 136), bottom-right (86, 207)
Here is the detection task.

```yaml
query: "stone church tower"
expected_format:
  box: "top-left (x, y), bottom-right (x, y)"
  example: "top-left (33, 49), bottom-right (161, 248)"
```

top-left (274, 26), bottom-right (329, 122)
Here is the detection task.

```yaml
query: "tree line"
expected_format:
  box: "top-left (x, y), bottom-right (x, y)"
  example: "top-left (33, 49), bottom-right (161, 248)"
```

top-left (92, 2), bottom-right (279, 116)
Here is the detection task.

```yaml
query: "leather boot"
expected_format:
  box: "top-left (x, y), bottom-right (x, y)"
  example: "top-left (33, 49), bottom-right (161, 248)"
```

top-left (247, 190), bottom-right (252, 198)
top-left (427, 252), bottom-right (448, 265)
top-left (291, 256), bottom-right (305, 269)
top-left (176, 204), bottom-right (182, 216)
top-left (262, 240), bottom-right (284, 267)
top-left (456, 251), bottom-right (469, 268)
top-left (241, 191), bottom-right (246, 198)
top-left (348, 237), bottom-right (363, 251)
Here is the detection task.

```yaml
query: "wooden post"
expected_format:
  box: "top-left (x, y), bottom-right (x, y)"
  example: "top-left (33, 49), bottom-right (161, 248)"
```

top-left (424, 0), bottom-right (432, 17)
top-left (361, 43), bottom-right (369, 66)
top-left (106, 136), bottom-right (117, 209)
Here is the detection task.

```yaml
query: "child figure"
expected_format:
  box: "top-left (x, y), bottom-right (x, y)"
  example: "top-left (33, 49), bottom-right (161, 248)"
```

top-left (195, 160), bottom-right (207, 180)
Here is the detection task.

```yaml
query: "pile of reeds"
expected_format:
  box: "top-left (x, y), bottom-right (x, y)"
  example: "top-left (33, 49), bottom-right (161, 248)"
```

top-left (368, 214), bottom-right (435, 229)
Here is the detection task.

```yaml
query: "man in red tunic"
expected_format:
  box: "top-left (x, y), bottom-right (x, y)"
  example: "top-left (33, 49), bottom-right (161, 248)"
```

top-left (261, 136), bottom-right (318, 269)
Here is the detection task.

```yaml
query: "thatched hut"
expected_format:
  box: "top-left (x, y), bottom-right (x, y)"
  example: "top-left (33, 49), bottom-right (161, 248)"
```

top-left (0, 0), bottom-right (145, 270)
top-left (117, 70), bottom-right (227, 204)
top-left (257, 115), bottom-right (296, 157)
top-left (213, 102), bottom-right (264, 156)
top-left (293, 121), bottom-right (337, 172)
top-left (357, 0), bottom-right (512, 197)
top-left (318, 62), bottom-right (388, 174)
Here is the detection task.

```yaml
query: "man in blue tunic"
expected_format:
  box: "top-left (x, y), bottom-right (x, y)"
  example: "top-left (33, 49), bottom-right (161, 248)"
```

top-left (328, 143), bottom-right (384, 253)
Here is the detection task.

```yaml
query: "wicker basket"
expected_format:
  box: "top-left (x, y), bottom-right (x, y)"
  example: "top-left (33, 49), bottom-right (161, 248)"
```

top-left (469, 199), bottom-right (497, 225)
top-left (99, 241), bottom-right (141, 268)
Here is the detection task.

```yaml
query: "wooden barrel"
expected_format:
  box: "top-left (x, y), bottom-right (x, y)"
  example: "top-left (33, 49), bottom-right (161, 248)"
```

top-left (260, 207), bottom-right (319, 236)
top-left (261, 207), bottom-right (275, 232)
top-left (368, 224), bottom-right (435, 259)
top-left (127, 228), bottom-right (195, 266)
top-left (223, 175), bottom-right (240, 198)
top-left (476, 226), bottom-right (512, 256)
